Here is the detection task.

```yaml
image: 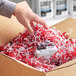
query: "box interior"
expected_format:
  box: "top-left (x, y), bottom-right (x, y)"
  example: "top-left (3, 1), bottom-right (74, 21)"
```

top-left (0, 16), bottom-right (76, 76)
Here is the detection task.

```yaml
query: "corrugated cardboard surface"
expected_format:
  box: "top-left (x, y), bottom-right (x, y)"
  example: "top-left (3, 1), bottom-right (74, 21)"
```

top-left (0, 16), bottom-right (24, 46)
top-left (52, 18), bottom-right (76, 39)
top-left (0, 16), bottom-right (76, 76)
top-left (0, 54), bottom-right (45, 76)
top-left (46, 58), bottom-right (76, 76)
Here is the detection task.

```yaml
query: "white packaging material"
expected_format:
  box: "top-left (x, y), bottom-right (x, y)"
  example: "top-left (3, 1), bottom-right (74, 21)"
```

top-left (68, 0), bottom-right (76, 16)
top-left (34, 45), bottom-right (58, 58)
top-left (53, 0), bottom-right (68, 18)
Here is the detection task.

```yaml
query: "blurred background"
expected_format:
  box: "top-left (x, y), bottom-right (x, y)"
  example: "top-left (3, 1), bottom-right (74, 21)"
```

top-left (9, 0), bottom-right (76, 26)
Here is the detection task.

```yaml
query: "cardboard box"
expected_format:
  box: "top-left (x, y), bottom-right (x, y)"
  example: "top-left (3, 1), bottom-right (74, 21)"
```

top-left (0, 16), bottom-right (25, 46)
top-left (0, 16), bottom-right (76, 76)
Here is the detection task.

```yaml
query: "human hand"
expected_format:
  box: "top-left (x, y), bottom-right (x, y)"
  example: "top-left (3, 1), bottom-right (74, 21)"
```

top-left (13, 1), bottom-right (48, 36)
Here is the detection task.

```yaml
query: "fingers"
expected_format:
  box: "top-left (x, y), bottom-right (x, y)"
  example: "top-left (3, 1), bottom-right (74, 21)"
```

top-left (32, 14), bottom-right (49, 29)
top-left (25, 20), bottom-right (34, 36)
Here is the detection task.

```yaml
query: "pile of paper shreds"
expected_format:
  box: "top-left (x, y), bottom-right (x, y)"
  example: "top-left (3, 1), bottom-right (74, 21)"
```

top-left (0, 23), bottom-right (76, 72)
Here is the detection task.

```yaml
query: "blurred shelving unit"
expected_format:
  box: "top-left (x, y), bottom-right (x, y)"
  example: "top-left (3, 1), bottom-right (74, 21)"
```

top-left (9, 0), bottom-right (76, 27)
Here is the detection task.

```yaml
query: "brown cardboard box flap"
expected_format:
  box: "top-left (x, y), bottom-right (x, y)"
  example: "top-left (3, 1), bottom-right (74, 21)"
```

top-left (0, 16), bottom-right (24, 46)
top-left (46, 59), bottom-right (76, 76)
top-left (52, 18), bottom-right (76, 39)
top-left (0, 53), bottom-right (45, 76)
